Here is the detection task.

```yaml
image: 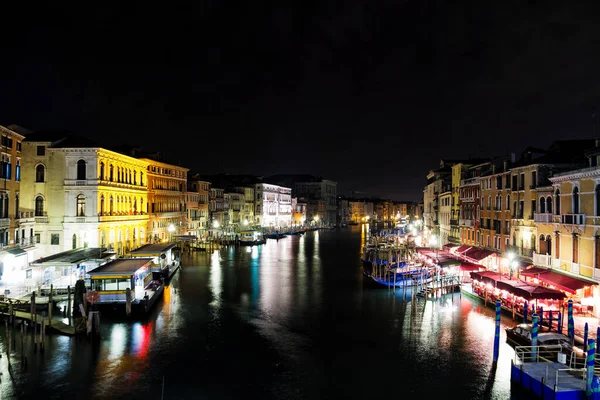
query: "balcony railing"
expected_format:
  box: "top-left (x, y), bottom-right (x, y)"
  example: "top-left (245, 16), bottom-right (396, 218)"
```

top-left (506, 244), bottom-right (534, 258)
top-left (459, 219), bottom-right (473, 227)
top-left (533, 252), bottom-right (552, 267)
top-left (560, 213), bottom-right (585, 226)
top-left (0, 218), bottom-right (9, 228)
top-left (533, 213), bottom-right (553, 223)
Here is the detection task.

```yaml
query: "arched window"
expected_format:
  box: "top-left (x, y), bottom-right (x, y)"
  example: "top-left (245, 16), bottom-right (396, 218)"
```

top-left (555, 232), bottom-right (560, 259)
top-left (539, 198), bottom-right (546, 214)
top-left (539, 235), bottom-right (546, 254)
top-left (573, 187), bottom-right (580, 214)
top-left (72, 233), bottom-right (77, 249)
top-left (35, 196), bottom-right (44, 216)
top-left (100, 195), bottom-right (105, 215)
top-left (77, 194), bottom-right (85, 216)
top-left (14, 194), bottom-right (19, 219)
top-left (35, 164), bottom-right (45, 182)
top-left (109, 196), bottom-right (114, 214)
top-left (77, 159), bottom-right (86, 180)
top-left (506, 195), bottom-right (510, 210)
top-left (531, 234), bottom-right (536, 252)
top-left (546, 236), bottom-right (552, 256)
top-left (99, 162), bottom-right (105, 180)
top-left (555, 189), bottom-right (561, 215)
top-left (109, 164), bottom-right (114, 181)
top-left (547, 196), bottom-right (553, 214)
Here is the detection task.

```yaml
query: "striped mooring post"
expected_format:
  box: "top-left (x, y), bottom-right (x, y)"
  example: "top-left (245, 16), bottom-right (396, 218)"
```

top-left (558, 312), bottom-right (563, 334)
top-left (584, 323), bottom-right (589, 353)
top-left (493, 299), bottom-right (501, 363)
top-left (531, 314), bottom-right (539, 360)
top-left (568, 300), bottom-right (575, 341)
top-left (586, 339), bottom-right (596, 397)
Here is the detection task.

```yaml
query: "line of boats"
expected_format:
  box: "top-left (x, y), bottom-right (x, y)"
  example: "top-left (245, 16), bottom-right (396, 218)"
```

top-left (238, 226), bottom-right (338, 246)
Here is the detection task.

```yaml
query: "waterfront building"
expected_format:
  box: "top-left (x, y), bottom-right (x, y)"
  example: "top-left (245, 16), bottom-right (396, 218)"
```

top-left (0, 125), bottom-right (37, 292)
top-left (478, 158), bottom-right (512, 256)
top-left (140, 158), bottom-right (188, 243)
top-left (227, 190), bottom-right (244, 233)
top-left (234, 186), bottom-right (255, 228)
top-left (21, 132), bottom-right (150, 257)
top-left (423, 160), bottom-right (455, 243)
top-left (254, 183), bottom-right (292, 229)
top-left (267, 175), bottom-right (337, 226)
top-left (187, 175), bottom-right (211, 241)
top-left (185, 190), bottom-right (201, 237)
top-left (209, 187), bottom-right (226, 237)
top-left (292, 198), bottom-right (307, 227)
top-left (337, 197), bottom-right (351, 225)
top-left (438, 189), bottom-right (452, 246)
top-left (458, 165), bottom-right (482, 248)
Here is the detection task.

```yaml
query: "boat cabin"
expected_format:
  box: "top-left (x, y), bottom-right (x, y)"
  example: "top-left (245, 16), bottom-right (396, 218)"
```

top-left (87, 258), bottom-right (155, 303)
top-left (129, 243), bottom-right (178, 273)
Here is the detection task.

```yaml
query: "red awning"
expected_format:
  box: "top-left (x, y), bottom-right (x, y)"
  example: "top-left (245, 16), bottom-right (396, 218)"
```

top-left (520, 267), bottom-right (550, 277)
top-left (464, 248), bottom-right (495, 261)
top-left (534, 270), bottom-right (595, 294)
top-left (455, 245), bottom-right (471, 253)
top-left (460, 261), bottom-right (483, 271)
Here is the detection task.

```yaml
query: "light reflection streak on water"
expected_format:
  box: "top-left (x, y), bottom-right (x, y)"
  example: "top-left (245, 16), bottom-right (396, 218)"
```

top-left (108, 324), bottom-right (127, 361)
top-left (209, 250), bottom-right (223, 311)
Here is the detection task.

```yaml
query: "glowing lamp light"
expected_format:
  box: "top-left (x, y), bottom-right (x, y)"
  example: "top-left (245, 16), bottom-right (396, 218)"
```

top-left (243, 219), bottom-right (249, 226)
top-left (168, 224), bottom-right (175, 233)
top-left (213, 220), bottom-right (220, 228)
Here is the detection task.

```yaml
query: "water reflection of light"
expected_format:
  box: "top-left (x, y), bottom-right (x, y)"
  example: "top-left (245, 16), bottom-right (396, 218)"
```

top-left (209, 250), bottom-right (223, 309)
top-left (108, 324), bottom-right (127, 360)
top-left (132, 321), bottom-right (153, 359)
top-left (246, 246), bottom-right (252, 253)
top-left (251, 246), bottom-right (259, 259)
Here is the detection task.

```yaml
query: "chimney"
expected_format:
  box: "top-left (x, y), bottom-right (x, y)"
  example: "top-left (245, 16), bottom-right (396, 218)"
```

top-left (503, 160), bottom-right (508, 172)
top-left (510, 152), bottom-right (516, 163)
top-left (492, 164), bottom-right (495, 174)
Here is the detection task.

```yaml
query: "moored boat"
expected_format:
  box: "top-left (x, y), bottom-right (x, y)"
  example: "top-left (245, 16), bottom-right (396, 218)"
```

top-left (239, 230), bottom-right (266, 245)
top-left (505, 323), bottom-right (584, 362)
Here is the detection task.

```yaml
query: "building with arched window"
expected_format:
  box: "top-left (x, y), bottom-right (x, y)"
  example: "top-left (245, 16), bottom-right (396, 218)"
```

top-left (139, 158), bottom-right (188, 243)
top-left (21, 132), bottom-right (150, 258)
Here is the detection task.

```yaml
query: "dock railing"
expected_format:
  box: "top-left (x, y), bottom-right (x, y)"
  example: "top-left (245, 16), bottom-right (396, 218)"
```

top-left (515, 345), bottom-right (587, 390)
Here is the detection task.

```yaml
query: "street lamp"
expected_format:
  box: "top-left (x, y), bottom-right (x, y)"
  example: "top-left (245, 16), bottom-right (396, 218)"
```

top-left (508, 251), bottom-right (517, 280)
top-left (314, 215), bottom-right (319, 227)
top-left (168, 224), bottom-right (175, 242)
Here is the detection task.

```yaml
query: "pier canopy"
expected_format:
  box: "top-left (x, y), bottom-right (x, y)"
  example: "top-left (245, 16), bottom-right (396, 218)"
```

top-left (130, 243), bottom-right (177, 269)
top-left (470, 271), bottom-right (566, 300)
top-left (88, 258), bottom-right (155, 302)
top-left (520, 267), bottom-right (597, 294)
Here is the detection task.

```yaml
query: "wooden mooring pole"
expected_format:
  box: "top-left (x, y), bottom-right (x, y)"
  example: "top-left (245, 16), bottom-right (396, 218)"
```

top-left (48, 284), bottom-right (53, 329)
top-left (67, 285), bottom-right (72, 325)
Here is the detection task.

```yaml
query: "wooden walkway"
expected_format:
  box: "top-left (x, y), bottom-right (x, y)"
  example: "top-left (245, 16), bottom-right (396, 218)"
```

top-left (0, 309), bottom-right (76, 336)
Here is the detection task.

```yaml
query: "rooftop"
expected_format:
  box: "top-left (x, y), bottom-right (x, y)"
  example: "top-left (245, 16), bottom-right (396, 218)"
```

top-left (31, 247), bottom-right (112, 265)
top-left (88, 258), bottom-right (154, 275)
top-left (130, 243), bottom-right (177, 255)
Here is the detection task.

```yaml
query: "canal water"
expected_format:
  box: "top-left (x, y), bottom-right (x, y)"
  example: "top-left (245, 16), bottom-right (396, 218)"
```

top-left (0, 226), bottom-right (529, 399)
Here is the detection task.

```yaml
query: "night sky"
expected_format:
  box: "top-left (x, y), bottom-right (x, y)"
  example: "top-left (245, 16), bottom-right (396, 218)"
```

top-left (2, 2), bottom-right (600, 201)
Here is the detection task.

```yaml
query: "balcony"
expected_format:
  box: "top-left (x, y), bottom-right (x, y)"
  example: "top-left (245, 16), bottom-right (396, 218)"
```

top-left (35, 216), bottom-right (48, 224)
top-left (533, 213), bottom-right (553, 223)
top-left (532, 252), bottom-right (552, 267)
top-left (459, 219), bottom-right (473, 227)
top-left (560, 213), bottom-right (585, 226)
top-left (0, 218), bottom-right (9, 229)
top-left (450, 219), bottom-right (458, 226)
top-left (506, 244), bottom-right (534, 258)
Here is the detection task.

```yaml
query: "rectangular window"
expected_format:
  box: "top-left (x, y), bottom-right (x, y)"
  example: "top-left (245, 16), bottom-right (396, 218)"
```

top-left (26, 269), bottom-right (32, 279)
top-left (51, 233), bottom-right (60, 245)
top-left (36, 146), bottom-right (45, 156)
top-left (596, 237), bottom-right (600, 269)
top-left (573, 234), bottom-right (579, 263)
top-left (35, 233), bottom-right (40, 244)
top-left (16, 142), bottom-right (21, 152)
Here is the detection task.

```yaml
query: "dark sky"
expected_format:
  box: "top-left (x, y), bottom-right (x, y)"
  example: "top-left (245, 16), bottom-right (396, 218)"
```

top-left (2, 2), bottom-right (600, 201)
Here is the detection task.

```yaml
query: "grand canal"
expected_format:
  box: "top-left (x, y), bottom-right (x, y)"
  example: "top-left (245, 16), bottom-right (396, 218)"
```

top-left (0, 226), bottom-right (529, 399)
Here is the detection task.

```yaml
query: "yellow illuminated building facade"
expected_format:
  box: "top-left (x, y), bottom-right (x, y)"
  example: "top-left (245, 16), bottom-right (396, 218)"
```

top-left (140, 158), bottom-right (188, 243)
top-left (21, 133), bottom-right (150, 257)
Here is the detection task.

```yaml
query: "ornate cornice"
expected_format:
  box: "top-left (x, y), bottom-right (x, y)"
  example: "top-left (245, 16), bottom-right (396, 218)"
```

top-left (550, 167), bottom-right (600, 183)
